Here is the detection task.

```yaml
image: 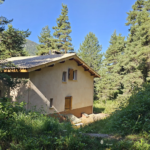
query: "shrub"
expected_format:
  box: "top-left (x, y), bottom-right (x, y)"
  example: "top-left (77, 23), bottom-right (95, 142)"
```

top-left (0, 98), bottom-right (105, 150)
top-left (108, 83), bottom-right (150, 135)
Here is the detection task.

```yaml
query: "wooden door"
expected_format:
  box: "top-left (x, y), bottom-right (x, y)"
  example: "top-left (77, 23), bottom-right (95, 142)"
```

top-left (65, 97), bottom-right (72, 111)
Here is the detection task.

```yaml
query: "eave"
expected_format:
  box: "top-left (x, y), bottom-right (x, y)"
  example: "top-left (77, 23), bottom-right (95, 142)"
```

top-left (2, 54), bottom-right (100, 78)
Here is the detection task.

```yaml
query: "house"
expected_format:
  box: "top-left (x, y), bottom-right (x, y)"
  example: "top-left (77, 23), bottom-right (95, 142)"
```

top-left (1, 53), bottom-right (100, 117)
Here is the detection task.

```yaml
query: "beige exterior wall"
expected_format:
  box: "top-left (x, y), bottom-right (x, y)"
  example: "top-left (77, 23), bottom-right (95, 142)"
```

top-left (9, 60), bottom-right (94, 115)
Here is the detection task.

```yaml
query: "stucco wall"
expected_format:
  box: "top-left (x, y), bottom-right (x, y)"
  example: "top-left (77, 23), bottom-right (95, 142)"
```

top-left (9, 60), bottom-right (94, 115)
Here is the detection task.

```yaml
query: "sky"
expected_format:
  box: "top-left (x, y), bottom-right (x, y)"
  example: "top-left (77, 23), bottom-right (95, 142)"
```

top-left (0, 0), bottom-right (137, 53)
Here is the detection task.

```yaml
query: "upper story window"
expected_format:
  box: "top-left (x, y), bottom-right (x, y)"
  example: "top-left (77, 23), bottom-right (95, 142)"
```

top-left (68, 68), bottom-right (77, 80)
top-left (62, 72), bottom-right (67, 82)
top-left (73, 70), bottom-right (77, 80)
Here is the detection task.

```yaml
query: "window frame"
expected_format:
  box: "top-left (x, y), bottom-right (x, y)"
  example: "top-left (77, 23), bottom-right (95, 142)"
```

top-left (62, 71), bottom-right (67, 82)
top-left (73, 70), bottom-right (77, 80)
top-left (65, 96), bottom-right (72, 111)
top-left (68, 68), bottom-right (77, 81)
top-left (50, 98), bottom-right (53, 108)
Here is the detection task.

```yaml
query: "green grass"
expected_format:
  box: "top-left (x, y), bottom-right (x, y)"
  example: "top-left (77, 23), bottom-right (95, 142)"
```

top-left (80, 83), bottom-right (150, 149)
top-left (2, 83), bottom-right (150, 149)
top-left (81, 100), bottom-right (119, 135)
top-left (0, 99), bottom-right (112, 150)
top-left (93, 100), bottom-right (119, 114)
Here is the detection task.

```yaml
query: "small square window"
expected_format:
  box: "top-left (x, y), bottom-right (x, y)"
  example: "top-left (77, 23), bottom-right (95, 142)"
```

top-left (62, 71), bottom-right (67, 82)
top-left (73, 70), bottom-right (77, 80)
top-left (50, 98), bottom-right (53, 108)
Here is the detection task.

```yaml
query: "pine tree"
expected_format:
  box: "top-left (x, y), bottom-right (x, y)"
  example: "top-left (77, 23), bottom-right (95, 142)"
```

top-left (53, 4), bottom-right (73, 53)
top-left (0, 0), bottom-right (5, 4)
top-left (119, 0), bottom-right (150, 98)
top-left (37, 26), bottom-right (55, 55)
top-left (96, 31), bottom-right (126, 101)
top-left (78, 32), bottom-right (102, 72)
top-left (0, 1), bottom-right (24, 90)
top-left (0, 1), bottom-right (12, 32)
top-left (0, 24), bottom-right (31, 59)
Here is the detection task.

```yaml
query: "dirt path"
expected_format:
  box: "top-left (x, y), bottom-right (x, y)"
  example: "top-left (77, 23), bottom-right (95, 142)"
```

top-left (83, 133), bottom-right (115, 139)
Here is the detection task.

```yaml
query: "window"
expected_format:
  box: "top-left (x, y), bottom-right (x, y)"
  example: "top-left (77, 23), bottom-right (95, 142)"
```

top-left (65, 96), bottom-right (72, 111)
top-left (62, 72), bottom-right (67, 82)
top-left (68, 69), bottom-right (77, 80)
top-left (50, 98), bottom-right (53, 108)
top-left (73, 70), bottom-right (77, 80)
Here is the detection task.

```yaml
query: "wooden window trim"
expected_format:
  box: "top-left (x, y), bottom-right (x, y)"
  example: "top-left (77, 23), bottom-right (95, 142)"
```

top-left (68, 68), bottom-right (77, 81)
top-left (68, 68), bottom-right (74, 80)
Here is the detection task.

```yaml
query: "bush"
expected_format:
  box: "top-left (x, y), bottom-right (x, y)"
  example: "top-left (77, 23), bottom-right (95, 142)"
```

top-left (0, 98), bottom-right (105, 150)
top-left (108, 83), bottom-right (150, 135)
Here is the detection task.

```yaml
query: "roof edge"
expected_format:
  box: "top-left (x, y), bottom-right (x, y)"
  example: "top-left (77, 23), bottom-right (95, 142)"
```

top-left (3, 54), bottom-right (100, 78)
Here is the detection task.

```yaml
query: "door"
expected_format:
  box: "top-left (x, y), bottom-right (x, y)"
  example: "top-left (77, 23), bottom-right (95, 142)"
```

top-left (65, 96), bottom-right (72, 111)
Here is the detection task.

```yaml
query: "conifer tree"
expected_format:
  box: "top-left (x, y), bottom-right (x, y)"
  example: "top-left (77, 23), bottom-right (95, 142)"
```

top-left (78, 32), bottom-right (102, 72)
top-left (0, 0), bottom-right (12, 32)
top-left (53, 4), bottom-right (73, 53)
top-left (37, 26), bottom-right (55, 55)
top-left (0, 1), bottom-right (24, 89)
top-left (96, 31), bottom-right (126, 100)
top-left (0, 24), bottom-right (31, 59)
top-left (119, 0), bottom-right (150, 98)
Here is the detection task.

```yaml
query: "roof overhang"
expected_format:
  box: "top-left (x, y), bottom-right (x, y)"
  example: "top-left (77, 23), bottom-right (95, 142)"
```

top-left (3, 54), bottom-right (100, 78)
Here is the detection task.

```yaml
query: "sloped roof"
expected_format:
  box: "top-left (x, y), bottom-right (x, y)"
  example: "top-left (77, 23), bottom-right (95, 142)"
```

top-left (3, 53), bottom-right (100, 78)
top-left (6, 54), bottom-right (75, 69)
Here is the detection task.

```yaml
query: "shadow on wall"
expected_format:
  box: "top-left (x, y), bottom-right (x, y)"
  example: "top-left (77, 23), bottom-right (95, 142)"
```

top-left (12, 80), bottom-right (61, 115)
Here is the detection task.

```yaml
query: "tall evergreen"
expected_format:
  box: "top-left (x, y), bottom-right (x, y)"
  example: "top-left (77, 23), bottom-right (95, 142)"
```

top-left (0, 24), bottom-right (31, 59)
top-left (96, 31), bottom-right (126, 100)
top-left (0, 1), bottom-right (12, 32)
top-left (78, 32), bottom-right (102, 72)
top-left (96, 0), bottom-right (150, 101)
top-left (53, 4), bottom-right (73, 53)
top-left (0, 1), bottom-right (24, 89)
top-left (118, 0), bottom-right (150, 98)
top-left (37, 26), bottom-right (55, 55)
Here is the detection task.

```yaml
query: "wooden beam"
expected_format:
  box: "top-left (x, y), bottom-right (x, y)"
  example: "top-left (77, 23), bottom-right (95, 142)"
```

top-left (60, 61), bottom-right (65, 63)
top-left (78, 63), bottom-right (83, 66)
top-left (69, 58), bottom-right (74, 60)
top-left (35, 68), bottom-right (41, 71)
top-left (91, 73), bottom-right (95, 76)
top-left (84, 68), bottom-right (89, 71)
top-left (48, 64), bottom-right (54, 67)
top-left (3, 69), bottom-right (28, 73)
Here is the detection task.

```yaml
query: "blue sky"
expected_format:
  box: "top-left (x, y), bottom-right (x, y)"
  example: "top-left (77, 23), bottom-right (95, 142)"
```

top-left (0, 0), bottom-right (136, 53)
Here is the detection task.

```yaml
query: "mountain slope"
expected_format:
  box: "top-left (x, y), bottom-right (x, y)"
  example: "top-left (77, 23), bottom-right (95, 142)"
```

top-left (24, 39), bottom-right (38, 55)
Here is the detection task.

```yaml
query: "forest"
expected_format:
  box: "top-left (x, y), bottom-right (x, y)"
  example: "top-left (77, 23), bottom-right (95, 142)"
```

top-left (1, 0), bottom-right (150, 149)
